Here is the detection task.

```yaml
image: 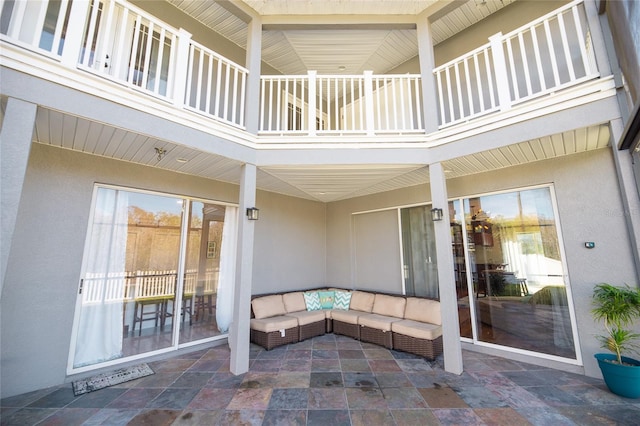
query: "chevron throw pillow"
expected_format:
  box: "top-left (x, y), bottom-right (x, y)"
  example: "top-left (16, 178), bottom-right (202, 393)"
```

top-left (303, 291), bottom-right (321, 311)
top-left (333, 290), bottom-right (352, 310)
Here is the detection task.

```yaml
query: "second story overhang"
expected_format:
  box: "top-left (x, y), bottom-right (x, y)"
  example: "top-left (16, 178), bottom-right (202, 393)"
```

top-left (0, 0), bottom-right (624, 202)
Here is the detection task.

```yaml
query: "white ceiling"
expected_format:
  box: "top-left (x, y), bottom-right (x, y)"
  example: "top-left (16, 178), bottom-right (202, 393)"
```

top-left (167, 0), bottom-right (515, 75)
top-left (241, 0), bottom-right (437, 15)
top-left (27, 105), bottom-right (611, 203)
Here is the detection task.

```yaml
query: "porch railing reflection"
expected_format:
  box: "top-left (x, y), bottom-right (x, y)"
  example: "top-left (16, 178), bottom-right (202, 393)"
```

top-left (81, 269), bottom-right (217, 304)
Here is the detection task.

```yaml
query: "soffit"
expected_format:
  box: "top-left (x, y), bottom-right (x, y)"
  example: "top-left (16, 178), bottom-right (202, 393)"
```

top-left (25, 104), bottom-right (611, 204)
top-left (241, 0), bottom-right (437, 15)
top-left (30, 107), bottom-right (245, 184)
top-left (166, 0), bottom-right (514, 75)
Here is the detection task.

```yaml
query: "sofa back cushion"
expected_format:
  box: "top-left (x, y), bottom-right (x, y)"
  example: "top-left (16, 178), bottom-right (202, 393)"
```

top-left (283, 292), bottom-right (307, 313)
top-left (252, 294), bottom-right (286, 319)
top-left (404, 297), bottom-right (441, 325)
top-left (372, 294), bottom-right (406, 318)
top-left (349, 291), bottom-right (375, 313)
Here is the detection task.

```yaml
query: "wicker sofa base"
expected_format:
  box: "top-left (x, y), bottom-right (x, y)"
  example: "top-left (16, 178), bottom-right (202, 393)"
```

top-left (392, 333), bottom-right (443, 360)
top-left (299, 320), bottom-right (326, 341)
top-left (333, 320), bottom-right (360, 340)
top-left (250, 327), bottom-right (299, 350)
top-left (360, 325), bottom-right (393, 349)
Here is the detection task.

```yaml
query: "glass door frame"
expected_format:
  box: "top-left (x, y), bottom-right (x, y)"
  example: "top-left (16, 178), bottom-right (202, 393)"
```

top-left (67, 184), bottom-right (237, 375)
top-left (451, 183), bottom-right (583, 365)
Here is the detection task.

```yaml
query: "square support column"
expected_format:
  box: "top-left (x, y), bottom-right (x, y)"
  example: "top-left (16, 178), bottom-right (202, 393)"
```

top-left (416, 17), bottom-right (439, 133)
top-left (429, 162), bottom-right (463, 375)
top-left (244, 17), bottom-right (262, 135)
top-left (230, 163), bottom-right (257, 375)
top-left (1, 98), bottom-right (37, 295)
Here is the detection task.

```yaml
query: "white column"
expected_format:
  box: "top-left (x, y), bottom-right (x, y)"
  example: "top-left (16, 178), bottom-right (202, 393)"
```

top-left (416, 16), bottom-right (439, 133)
top-left (230, 163), bottom-right (257, 374)
top-left (60, 0), bottom-right (92, 67)
top-left (429, 162), bottom-right (463, 375)
top-left (172, 29), bottom-right (193, 109)
top-left (1, 98), bottom-right (37, 296)
top-left (244, 17), bottom-right (262, 134)
top-left (363, 70), bottom-right (375, 136)
top-left (584, 0), bottom-right (612, 77)
top-left (489, 33), bottom-right (512, 112)
top-left (609, 119), bottom-right (640, 277)
top-left (307, 71), bottom-right (317, 137)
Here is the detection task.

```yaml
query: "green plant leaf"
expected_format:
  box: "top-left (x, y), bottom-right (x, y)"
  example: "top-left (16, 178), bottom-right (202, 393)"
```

top-left (592, 283), bottom-right (640, 362)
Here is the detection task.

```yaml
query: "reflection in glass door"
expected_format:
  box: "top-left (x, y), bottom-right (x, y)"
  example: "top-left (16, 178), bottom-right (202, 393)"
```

top-left (71, 187), bottom-right (234, 371)
top-left (179, 202), bottom-right (225, 344)
top-left (451, 186), bottom-right (578, 359)
top-left (450, 200), bottom-right (473, 339)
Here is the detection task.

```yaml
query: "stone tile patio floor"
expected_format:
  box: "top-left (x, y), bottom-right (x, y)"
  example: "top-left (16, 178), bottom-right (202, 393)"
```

top-left (2, 334), bottom-right (639, 425)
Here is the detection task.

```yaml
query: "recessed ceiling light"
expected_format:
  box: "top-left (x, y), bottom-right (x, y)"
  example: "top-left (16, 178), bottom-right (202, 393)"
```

top-left (176, 158), bottom-right (188, 163)
top-left (338, 66), bottom-right (346, 71)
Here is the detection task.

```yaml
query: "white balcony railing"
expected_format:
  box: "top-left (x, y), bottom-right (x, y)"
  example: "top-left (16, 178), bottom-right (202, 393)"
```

top-left (259, 71), bottom-right (424, 136)
top-left (0, 0), bottom-right (599, 139)
top-left (0, 0), bottom-right (248, 129)
top-left (185, 39), bottom-right (248, 128)
top-left (434, 0), bottom-right (598, 128)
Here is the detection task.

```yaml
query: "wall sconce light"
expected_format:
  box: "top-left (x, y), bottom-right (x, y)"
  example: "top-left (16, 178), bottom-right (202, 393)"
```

top-left (246, 207), bottom-right (259, 220)
top-left (431, 207), bottom-right (444, 222)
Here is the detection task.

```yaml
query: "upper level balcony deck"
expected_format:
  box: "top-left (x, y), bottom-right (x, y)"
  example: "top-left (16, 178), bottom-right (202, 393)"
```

top-left (0, 0), bottom-right (611, 148)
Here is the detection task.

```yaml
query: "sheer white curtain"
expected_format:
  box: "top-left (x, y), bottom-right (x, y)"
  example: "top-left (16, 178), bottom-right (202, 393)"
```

top-left (216, 206), bottom-right (238, 333)
top-left (74, 188), bottom-right (128, 367)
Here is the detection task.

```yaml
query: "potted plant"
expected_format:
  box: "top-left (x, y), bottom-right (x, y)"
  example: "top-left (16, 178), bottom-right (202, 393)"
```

top-left (592, 283), bottom-right (640, 398)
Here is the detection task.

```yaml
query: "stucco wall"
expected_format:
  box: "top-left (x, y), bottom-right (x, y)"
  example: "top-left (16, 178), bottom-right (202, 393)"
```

top-left (0, 143), bottom-right (326, 398)
top-left (605, 0), bottom-right (640, 104)
top-left (390, 0), bottom-right (567, 74)
top-left (130, 0), bottom-right (280, 75)
top-left (253, 191), bottom-right (326, 294)
top-left (326, 147), bottom-right (639, 377)
top-left (433, 0), bottom-right (567, 66)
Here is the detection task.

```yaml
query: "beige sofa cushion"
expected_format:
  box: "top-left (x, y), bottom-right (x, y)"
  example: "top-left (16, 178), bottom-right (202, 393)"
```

top-left (349, 291), bottom-right (375, 313)
top-left (286, 310), bottom-right (326, 326)
top-left (358, 313), bottom-right (402, 331)
top-left (250, 315), bottom-right (298, 333)
top-left (330, 309), bottom-right (361, 325)
top-left (392, 319), bottom-right (442, 340)
top-left (252, 294), bottom-right (286, 319)
top-left (283, 292), bottom-right (307, 313)
top-left (404, 298), bottom-right (441, 325)
top-left (372, 294), bottom-right (406, 318)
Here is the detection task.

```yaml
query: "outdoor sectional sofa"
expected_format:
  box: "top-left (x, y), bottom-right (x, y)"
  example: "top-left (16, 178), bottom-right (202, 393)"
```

top-left (249, 289), bottom-right (443, 360)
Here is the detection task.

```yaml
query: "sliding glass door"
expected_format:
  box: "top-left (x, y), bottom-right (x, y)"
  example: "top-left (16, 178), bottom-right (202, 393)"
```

top-left (400, 205), bottom-right (439, 299)
top-left (70, 186), bottom-right (237, 371)
top-left (452, 186), bottom-right (578, 359)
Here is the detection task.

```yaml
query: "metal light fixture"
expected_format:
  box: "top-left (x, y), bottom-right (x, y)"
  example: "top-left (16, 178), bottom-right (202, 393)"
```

top-left (154, 147), bottom-right (167, 161)
top-left (246, 207), bottom-right (259, 220)
top-left (431, 207), bottom-right (444, 222)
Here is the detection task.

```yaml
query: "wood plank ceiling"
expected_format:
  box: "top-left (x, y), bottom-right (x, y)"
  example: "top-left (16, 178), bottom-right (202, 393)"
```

top-left (24, 103), bottom-right (611, 203)
top-left (166, 0), bottom-right (515, 75)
